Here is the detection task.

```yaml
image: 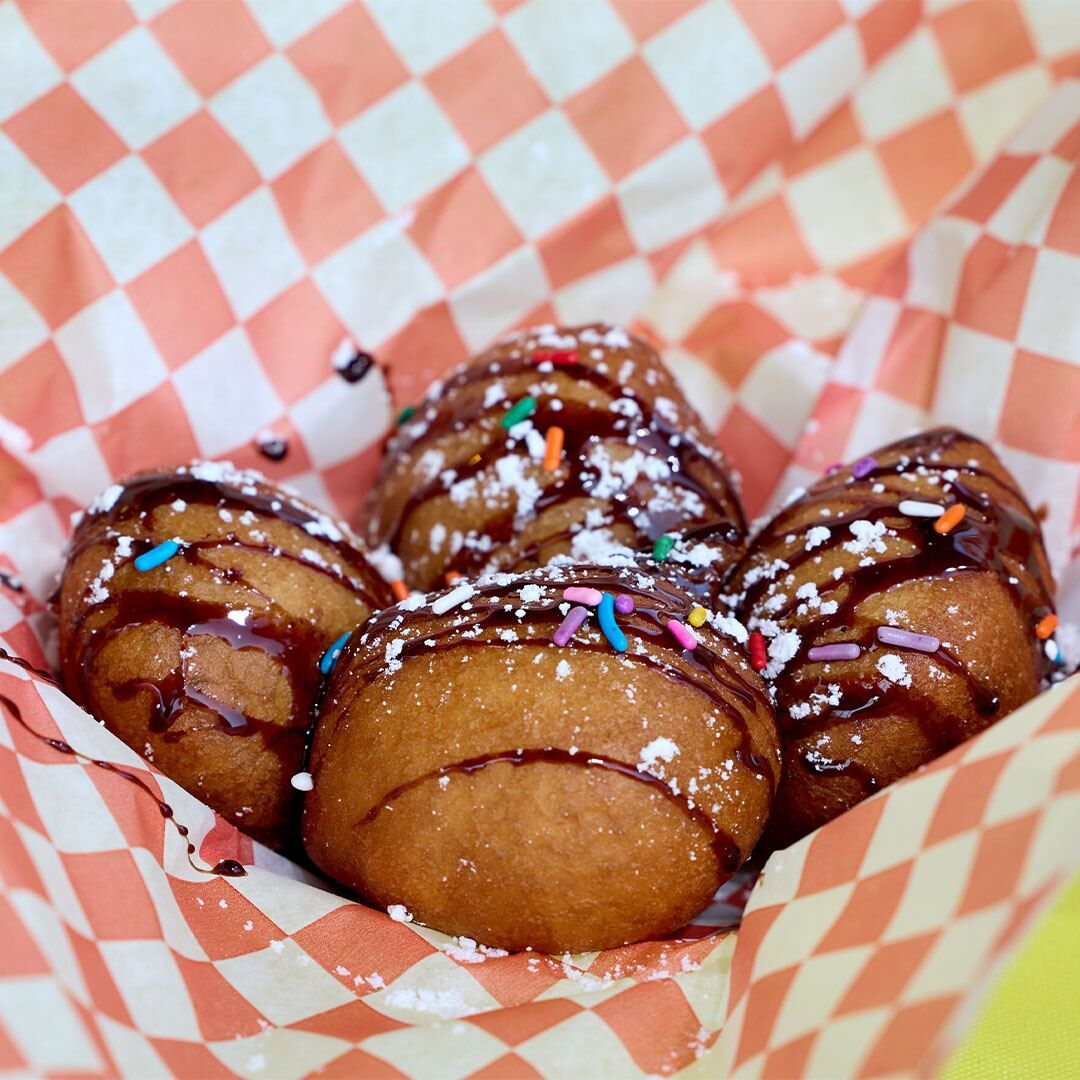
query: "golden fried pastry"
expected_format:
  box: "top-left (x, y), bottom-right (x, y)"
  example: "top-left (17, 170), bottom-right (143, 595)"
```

top-left (364, 323), bottom-right (745, 597)
top-left (57, 462), bottom-right (392, 848)
top-left (302, 562), bottom-right (780, 953)
top-left (729, 428), bottom-right (1058, 847)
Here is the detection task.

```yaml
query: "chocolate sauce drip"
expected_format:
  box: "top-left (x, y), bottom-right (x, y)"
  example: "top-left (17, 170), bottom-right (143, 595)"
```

top-left (257, 435), bottom-right (288, 462)
top-left (739, 428), bottom-right (1055, 787)
top-left (383, 350), bottom-right (744, 578)
top-left (354, 746), bottom-right (743, 873)
top-left (337, 350), bottom-right (376, 384)
top-left (0, 571), bottom-right (24, 593)
top-left (0, 688), bottom-right (245, 877)
top-left (0, 647), bottom-right (60, 686)
top-left (318, 568), bottom-right (778, 868)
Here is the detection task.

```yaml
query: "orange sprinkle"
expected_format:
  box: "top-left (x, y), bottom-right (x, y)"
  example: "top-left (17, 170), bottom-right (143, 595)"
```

top-left (1036, 613), bottom-right (1058, 640)
top-left (543, 426), bottom-right (564, 472)
top-left (933, 503), bottom-right (966, 535)
top-left (390, 579), bottom-right (410, 602)
top-left (445, 571), bottom-right (462, 585)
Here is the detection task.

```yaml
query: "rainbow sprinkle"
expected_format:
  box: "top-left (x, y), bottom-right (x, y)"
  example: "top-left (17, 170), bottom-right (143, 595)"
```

top-left (395, 405), bottom-right (415, 426)
top-left (134, 540), bottom-right (179, 572)
top-left (688, 605), bottom-right (708, 628)
top-left (564, 586), bottom-right (602, 606)
top-left (531, 349), bottom-right (578, 365)
top-left (934, 504), bottom-right (966, 535)
top-left (543, 426), bottom-right (564, 472)
top-left (1036, 613), bottom-right (1058, 640)
top-left (615, 593), bottom-right (635, 615)
top-left (597, 593), bottom-right (627, 653)
top-left (554, 606), bottom-right (588, 647)
top-left (852, 455), bottom-right (877, 479)
top-left (653, 534), bottom-right (675, 562)
top-left (501, 396), bottom-right (537, 429)
top-left (749, 630), bottom-right (767, 671)
top-left (320, 632), bottom-right (350, 675)
top-left (667, 619), bottom-right (697, 652)
top-left (390, 579), bottom-right (410, 602)
top-left (807, 643), bottom-right (861, 662)
top-left (877, 626), bottom-right (939, 653)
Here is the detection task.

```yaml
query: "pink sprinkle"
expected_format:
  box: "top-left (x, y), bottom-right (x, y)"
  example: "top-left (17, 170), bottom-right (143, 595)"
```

top-left (807, 643), bottom-right (861, 662)
top-left (563, 587), bottom-right (602, 606)
top-left (667, 619), bottom-right (697, 652)
top-left (615, 593), bottom-right (635, 614)
top-left (554, 606), bottom-right (589, 647)
top-left (825, 462), bottom-right (842, 475)
top-left (877, 626), bottom-right (940, 653)
top-left (852, 455), bottom-right (877, 479)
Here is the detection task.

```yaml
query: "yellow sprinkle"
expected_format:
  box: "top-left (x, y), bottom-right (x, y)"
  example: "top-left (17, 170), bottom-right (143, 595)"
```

top-left (688, 605), bottom-right (708, 628)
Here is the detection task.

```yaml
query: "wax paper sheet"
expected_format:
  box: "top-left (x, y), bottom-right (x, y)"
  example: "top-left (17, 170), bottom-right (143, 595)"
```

top-left (1, 1), bottom-right (1079, 1076)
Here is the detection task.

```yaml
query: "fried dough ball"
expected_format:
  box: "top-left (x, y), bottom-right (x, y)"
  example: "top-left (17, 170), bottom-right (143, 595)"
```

top-left (729, 428), bottom-right (1057, 848)
top-left (303, 562), bottom-right (779, 953)
top-left (57, 462), bottom-right (391, 848)
top-left (364, 324), bottom-right (745, 597)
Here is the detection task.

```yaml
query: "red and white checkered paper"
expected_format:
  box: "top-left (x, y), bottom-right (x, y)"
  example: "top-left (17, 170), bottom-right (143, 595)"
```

top-left (1, 1), bottom-right (1079, 1076)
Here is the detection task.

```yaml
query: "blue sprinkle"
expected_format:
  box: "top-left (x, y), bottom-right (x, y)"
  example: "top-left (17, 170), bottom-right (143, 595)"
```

top-left (134, 540), bottom-right (180, 572)
top-left (320, 631), bottom-right (350, 675)
top-left (597, 593), bottom-right (627, 653)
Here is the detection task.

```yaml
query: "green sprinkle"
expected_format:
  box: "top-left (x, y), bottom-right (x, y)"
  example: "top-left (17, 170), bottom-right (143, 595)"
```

top-left (501, 395), bottom-right (537, 429)
top-left (653, 534), bottom-right (676, 562)
top-left (395, 405), bottom-right (415, 426)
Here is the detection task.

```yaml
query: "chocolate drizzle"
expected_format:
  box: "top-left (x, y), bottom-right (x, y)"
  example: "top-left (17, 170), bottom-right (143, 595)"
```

top-left (354, 746), bottom-right (743, 873)
top-left (317, 566), bottom-right (778, 873)
top-left (376, 335), bottom-right (745, 584)
top-left (58, 468), bottom-right (392, 835)
top-left (0, 683), bottom-right (244, 877)
top-left (737, 428), bottom-right (1056, 798)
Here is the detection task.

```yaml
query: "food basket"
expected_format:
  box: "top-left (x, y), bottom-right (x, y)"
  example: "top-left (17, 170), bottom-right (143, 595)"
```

top-left (0, 2), bottom-right (1078, 1076)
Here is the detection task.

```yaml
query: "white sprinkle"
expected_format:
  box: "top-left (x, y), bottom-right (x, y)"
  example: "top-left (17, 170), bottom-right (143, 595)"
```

top-left (898, 499), bottom-right (944, 518)
top-left (432, 583), bottom-right (475, 614)
top-left (290, 772), bottom-right (313, 791)
top-left (387, 904), bottom-right (413, 923)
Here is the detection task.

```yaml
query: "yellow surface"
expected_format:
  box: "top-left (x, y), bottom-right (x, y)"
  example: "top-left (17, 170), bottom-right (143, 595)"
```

top-left (941, 872), bottom-right (1080, 1079)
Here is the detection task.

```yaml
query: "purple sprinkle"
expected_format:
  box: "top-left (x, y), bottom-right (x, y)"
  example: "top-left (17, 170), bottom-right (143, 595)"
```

top-left (615, 593), bottom-right (635, 614)
top-left (807, 643), bottom-right (861, 662)
top-left (877, 626), bottom-right (940, 653)
top-left (554, 606), bottom-right (589, 647)
top-left (852, 455), bottom-right (877, 479)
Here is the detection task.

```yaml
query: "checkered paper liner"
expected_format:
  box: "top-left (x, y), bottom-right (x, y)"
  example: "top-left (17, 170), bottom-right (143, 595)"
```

top-left (1, 1), bottom-right (1080, 1076)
